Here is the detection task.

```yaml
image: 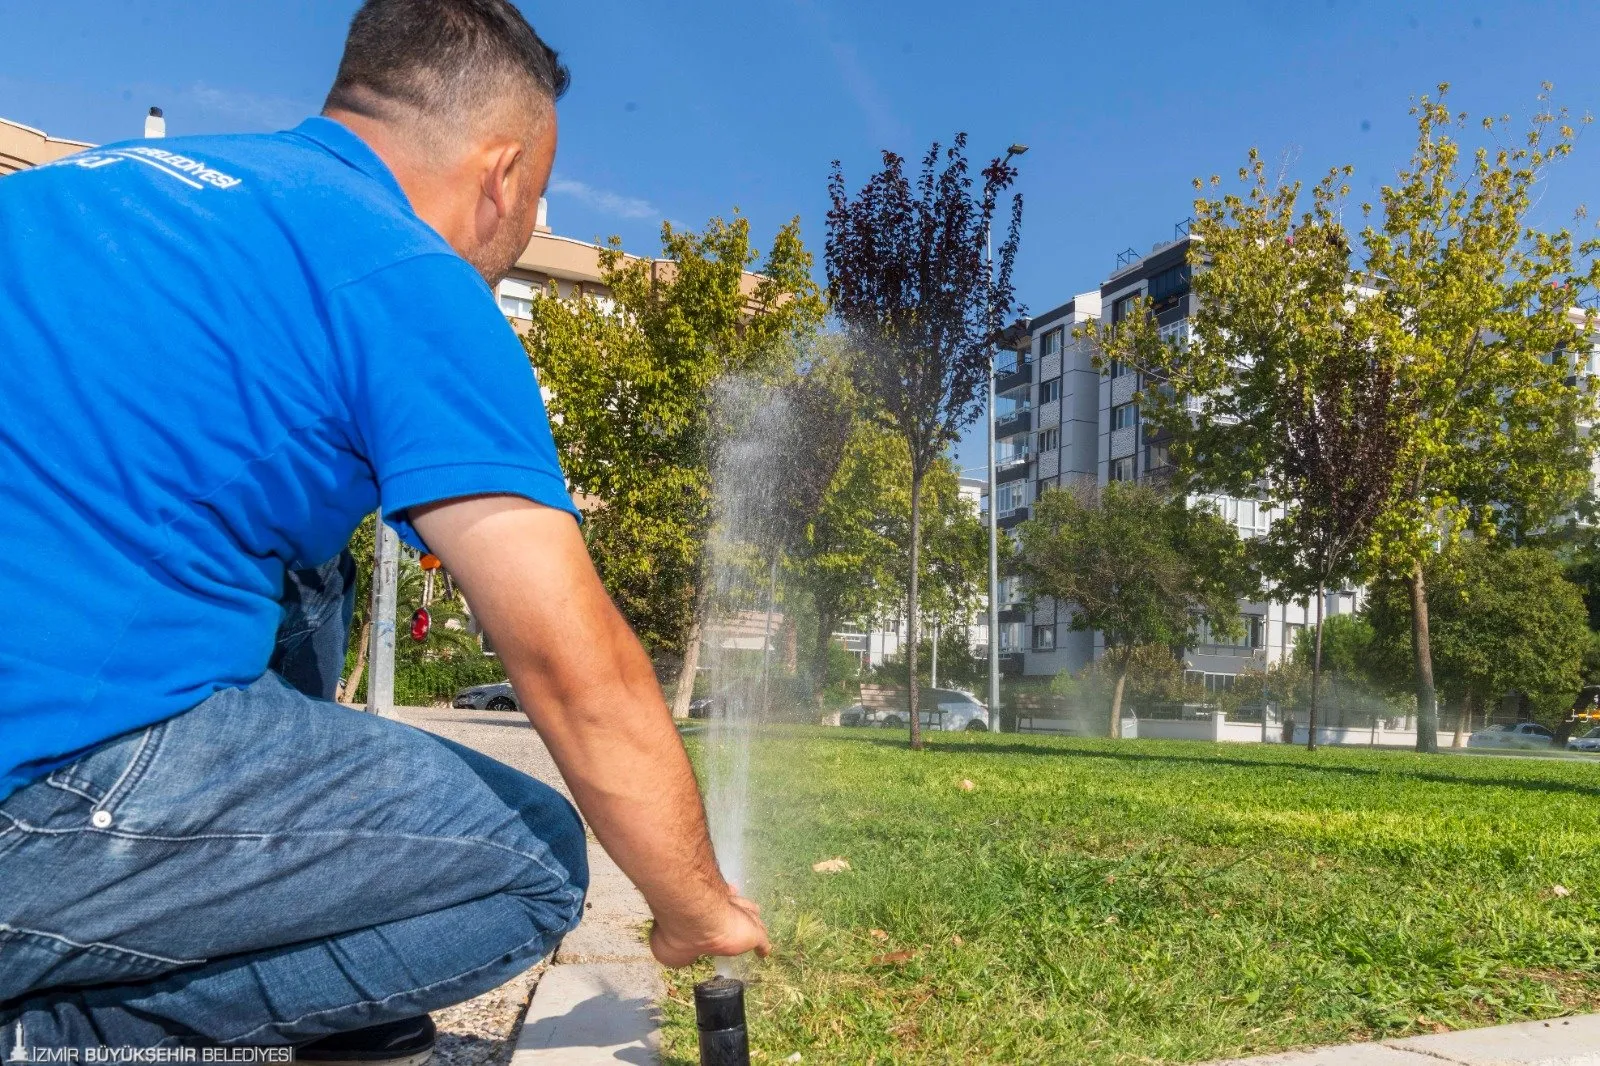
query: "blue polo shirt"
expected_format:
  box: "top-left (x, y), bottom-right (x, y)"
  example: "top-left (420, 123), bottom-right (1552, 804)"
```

top-left (0, 117), bottom-right (578, 801)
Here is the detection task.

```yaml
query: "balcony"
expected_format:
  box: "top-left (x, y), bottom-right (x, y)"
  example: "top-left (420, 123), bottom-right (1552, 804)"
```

top-left (997, 505), bottom-right (1030, 529)
top-left (995, 360), bottom-right (1033, 396)
top-left (995, 408), bottom-right (1032, 439)
top-left (996, 456), bottom-right (1031, 484)
top-left (999, 652), bottom-right (1027, 677)
top-left (998, 604), bottom-right (1028, 624)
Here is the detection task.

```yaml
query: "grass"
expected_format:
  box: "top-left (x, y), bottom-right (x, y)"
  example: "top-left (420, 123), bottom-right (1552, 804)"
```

top-left (663, 728), bottom-right (1600, 1065)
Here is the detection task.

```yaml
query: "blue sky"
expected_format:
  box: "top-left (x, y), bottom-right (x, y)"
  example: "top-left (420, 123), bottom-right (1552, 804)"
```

top-left (7, 1), bottom-right (1600, 472)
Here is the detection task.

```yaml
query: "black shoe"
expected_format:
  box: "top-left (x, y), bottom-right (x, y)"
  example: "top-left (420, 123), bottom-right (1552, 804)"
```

top-left (295, 1016), bottom-right (436, 1066)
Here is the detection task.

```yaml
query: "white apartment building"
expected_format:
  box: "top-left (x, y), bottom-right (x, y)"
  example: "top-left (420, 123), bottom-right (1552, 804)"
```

top-left (998, 233), bottom-right (1358, 689)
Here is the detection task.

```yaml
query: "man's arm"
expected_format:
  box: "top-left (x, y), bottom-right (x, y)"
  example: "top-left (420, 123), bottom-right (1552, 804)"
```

top-left (412, 494), bottom-right (768, 968)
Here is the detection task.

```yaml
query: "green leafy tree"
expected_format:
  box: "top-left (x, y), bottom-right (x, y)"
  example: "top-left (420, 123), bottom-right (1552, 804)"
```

top-left (524, 215), bottom-right (825, 713)
top-left (791, 424), bottom-right (983, 703)
top-left (826, 135), bottom-right (1022, 749)
top-left (1364, 541), bottom-right (1589, 738)
top-left (1011, 480), bottom-right (1252, 735)
top-left (1357, 87), bottom-right (1599, 750)
top-left (1093, 85), bottom-right (1600, 752)
top-left (1090, 152), bottom-right (1414, 750)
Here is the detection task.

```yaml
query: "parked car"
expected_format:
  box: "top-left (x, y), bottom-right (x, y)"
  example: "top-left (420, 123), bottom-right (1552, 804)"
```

top-left (1466, 721), bottom-right (1555, 750)
top-left (841, 688), bottom-right (990, 732)
top-left (1566, 726), bottom-right (1600, 752)
top-left (453, 681), bottom-right (519, 712)
top-left (687, 694), bottom-right (724, 720)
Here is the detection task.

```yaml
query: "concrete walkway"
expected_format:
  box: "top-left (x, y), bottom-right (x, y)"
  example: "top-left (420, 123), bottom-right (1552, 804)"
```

top-left (395, 707), bottom-right (662, 1066)
top-left (1208, 1014), bottom-right (1600, 1064)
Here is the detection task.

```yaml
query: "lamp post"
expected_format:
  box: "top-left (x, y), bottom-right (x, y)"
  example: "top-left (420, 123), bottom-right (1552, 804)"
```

top-left (987, 143), bottom-right (1027, 731)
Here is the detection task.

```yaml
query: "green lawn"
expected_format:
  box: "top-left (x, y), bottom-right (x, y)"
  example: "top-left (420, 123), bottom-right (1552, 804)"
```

top-left (664, 728), bottom-right (1600, 1064)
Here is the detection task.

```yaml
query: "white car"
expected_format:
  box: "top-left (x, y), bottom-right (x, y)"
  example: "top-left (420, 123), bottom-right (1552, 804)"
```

top-left (1467, 722), bottom-right (1555, 750)
top-left (841, 688), bottom-right (990, 732)
top-left (1566, 726), bottom-right (1600, 752)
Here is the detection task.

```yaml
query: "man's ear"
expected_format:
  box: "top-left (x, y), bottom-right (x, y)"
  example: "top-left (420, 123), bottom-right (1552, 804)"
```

top-left (481, 142), bottom-right (525, 221)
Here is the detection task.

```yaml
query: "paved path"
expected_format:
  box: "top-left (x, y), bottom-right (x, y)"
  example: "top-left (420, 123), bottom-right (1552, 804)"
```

top-left (394, 707), bottom-right (662, 1066)
top-left (1207, 1013), bottom-right (1600, 1064)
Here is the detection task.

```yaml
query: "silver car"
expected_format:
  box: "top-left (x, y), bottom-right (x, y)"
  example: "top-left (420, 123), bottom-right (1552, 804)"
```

top-left (1467, 722), bottom-right (1554, 750)
top-left (842, 688), bottom-right (990, 732)
top-left (453, 681), bottom-right (520, 712)
top-left (1566, 726), bottom-right (1600, 752)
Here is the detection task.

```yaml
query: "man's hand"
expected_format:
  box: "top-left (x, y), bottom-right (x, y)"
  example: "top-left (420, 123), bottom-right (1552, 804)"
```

top-left (650, 884), bottom-right (770, 968)
top-left (412, 495), bottom-right (771, 968)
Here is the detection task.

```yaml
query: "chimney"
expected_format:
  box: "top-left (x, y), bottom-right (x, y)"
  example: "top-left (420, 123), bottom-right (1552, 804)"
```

top-left (535, 196), bottom-right (550, 234)
top-left (144, 106), bottom-right (166, 139)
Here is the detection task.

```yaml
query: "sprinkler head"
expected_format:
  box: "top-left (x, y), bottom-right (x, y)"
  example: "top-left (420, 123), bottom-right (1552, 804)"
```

top-left (694, 976), bottom-right (749, 1066)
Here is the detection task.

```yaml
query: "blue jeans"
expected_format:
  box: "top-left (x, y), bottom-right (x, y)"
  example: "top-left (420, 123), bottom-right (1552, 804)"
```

top-left (0, 555), bottom-right (588, 1051)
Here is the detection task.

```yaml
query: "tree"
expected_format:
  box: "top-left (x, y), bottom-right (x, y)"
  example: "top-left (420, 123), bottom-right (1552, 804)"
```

top-left (524, 214), bottom-right (825, 714)
top-left (1093, 85), bottom-right (1600, 753)
top-left (1011, 481), bottom-right (1252, 735)
top-left (1364, 541), bottom-right (1589, 739)
top-left (790, 424), bottom-right (984, 705)
top-left (826, 134), bottom-right (1023, 749)
top-left (1355, 86), bottom-right (1599, 751)
top-left (1091, 153), bottom-right (1414, 750)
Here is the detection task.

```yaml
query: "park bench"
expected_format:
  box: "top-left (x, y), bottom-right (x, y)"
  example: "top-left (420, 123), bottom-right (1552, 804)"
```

top-left (1010, 690), bottom-right (1087, 735)
top-left (848, 684), bottom-right (945, 730)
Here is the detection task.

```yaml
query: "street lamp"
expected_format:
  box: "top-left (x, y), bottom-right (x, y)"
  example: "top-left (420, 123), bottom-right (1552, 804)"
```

top-left (987, 143), bottom-right (1027, 730)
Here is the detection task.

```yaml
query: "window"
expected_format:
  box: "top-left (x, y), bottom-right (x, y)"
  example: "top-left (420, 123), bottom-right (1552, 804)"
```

top-left (1040, 328), bottom-right (1063, 358)
top-left (996, 389), bottom-right (1030, 419)
top-left (1204, 673), bottom-right (1237, 695)
top-left (1109, 456), bottom-right (1136, 482)
top-left (1033, 625), bottom-right (1056, 651)
top-left (1195, 614), bottom-right (1264, 649)
top-left (1145, 441), bottom-right (1171, 471)
top-left (999, 576), bottom-right (1025, 605)
top-left (996, 436), bottom-right (1030, 465)
top-left (497, 278), bottom-right (535, 319)
top-left (1111, 403), bottom-right (1138, 430)
top-left (998, 622), bottom-right (1025, 652)
top-left (1111, 292), bottom-right (1141, 324)
top-left (1038, 427), bottom-right (1060, 453)
top-left (1148, 264), bottom-right (1192, 304)
top-left (1039, 378), bottom-right (1061, 404)
top-left (1284, 621), bottom-right (1306, 651)
top-left (996, 480), bottom-right (1029, 514)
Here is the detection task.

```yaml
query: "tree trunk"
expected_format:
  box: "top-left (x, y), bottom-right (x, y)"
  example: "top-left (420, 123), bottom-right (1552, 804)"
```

top-left (671, 586), bottom-right (709, 719)
top-left (813, 606), bottom-right (836, 708)
top-left (1109, 656), bottom-right (1128, 740)
top-left (343, 617), bottom-right (372, 704)
top-left (1308, 586), bottom-right (1325, 752)
top-left (759, 553), bottom-right (780, 718)
top-left (783, 616), bottom-right (799, 676)
top-left (1410, 559), bottom-right (1439, 753)
top-left (907, 468), bottom-right (925, 750)
top-left (1451, 692), bottom-right (1469, 748)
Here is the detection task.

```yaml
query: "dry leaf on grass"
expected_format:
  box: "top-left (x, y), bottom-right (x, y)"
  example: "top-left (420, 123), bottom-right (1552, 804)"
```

top-left (785, 1055), bottom-right (803, 1063)
top-left (951, 934), bottom-right (964, 946)
top-left (1553, 884), bottom-right (1573, 898)
top-left (959, 779), bottom-right (976, 791)
top-left (812, 858), bottom-right (851, 873)
top-left (869, 928), bottom-right (889, 940)
top-left (871, 949), bottom-right (917, 966)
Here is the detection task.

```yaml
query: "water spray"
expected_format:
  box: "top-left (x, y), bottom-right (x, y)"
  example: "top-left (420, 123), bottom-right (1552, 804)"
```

top-left (694, 972), bottom-right (749, 1066)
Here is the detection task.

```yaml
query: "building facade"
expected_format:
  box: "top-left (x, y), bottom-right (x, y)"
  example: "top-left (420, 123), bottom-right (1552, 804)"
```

top-left (998, 234), bottom-right (1357, 688)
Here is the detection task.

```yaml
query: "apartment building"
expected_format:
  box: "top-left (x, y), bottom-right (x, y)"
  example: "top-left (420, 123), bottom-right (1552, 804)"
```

top-left (998, 233), bottom-right (1356, 688)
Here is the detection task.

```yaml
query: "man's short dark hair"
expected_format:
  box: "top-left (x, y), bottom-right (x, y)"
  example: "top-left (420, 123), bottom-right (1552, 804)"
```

top-left (325, 0), bottom-right (569, 131)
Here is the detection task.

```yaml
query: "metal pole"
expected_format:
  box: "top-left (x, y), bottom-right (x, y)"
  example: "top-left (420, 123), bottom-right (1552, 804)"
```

top-left (987, 247), bottom-right (1001, 731)
top-left (931, 620), bottom-right (939, 690)
top-left (367, 518), bottom-right (399, 717)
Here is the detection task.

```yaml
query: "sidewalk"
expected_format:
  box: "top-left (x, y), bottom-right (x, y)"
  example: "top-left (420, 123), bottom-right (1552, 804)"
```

top-left (395, 707), bottom-right (662, 1066)
top-left (1208, 1014), bottom-right (1600, 1065)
